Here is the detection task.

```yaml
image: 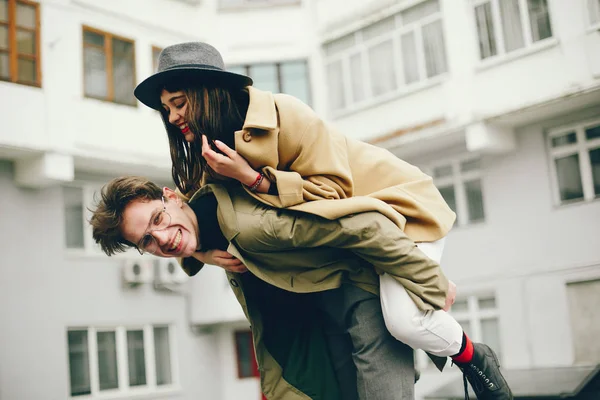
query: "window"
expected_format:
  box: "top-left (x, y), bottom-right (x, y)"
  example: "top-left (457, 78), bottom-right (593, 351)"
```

top-left (473, 0), bottom-right (553, 60)
top-left (566, 279), bottom-right (600, 364)
top-left (219, 0), bottom-right (300, 9)
top-left (0, 0), bottom-right (41, 86)
top-left (547, 119), bottom-right (600, 205)
top-left (67, 325), bottom-right (175, 397)
top-left (451, 294), bottom-right (502, 361)
top-left (228, 60), bottom-right (311, 106)
top-left (234, 330), bottom-right (259, 379)
top-left (588, 0), bottom-right (600, 29)
top-left (323, 0), bottom-right (447, 113)
top-left (82, 26), bottom-right (136, 106)
top-left (432, 157), bottom-right (485, 225)
top-left (64, 186), bottom-right (85, 249)
top-left (152, 45), bottom-right (162, 73)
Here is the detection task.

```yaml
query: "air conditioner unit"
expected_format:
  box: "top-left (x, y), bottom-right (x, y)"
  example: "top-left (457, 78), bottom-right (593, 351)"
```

top-left (122, 259), bottom-right (153, 286)
top-left (155, 258), bottom-right (189, 286)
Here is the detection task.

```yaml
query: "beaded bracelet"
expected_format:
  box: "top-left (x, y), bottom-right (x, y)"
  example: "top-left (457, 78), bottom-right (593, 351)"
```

top-left (248, 173), bottom-right (264, 192)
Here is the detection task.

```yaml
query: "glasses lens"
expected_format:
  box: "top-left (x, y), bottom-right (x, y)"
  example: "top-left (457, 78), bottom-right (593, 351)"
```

top-left (159, 211), bottom-right (171, 230)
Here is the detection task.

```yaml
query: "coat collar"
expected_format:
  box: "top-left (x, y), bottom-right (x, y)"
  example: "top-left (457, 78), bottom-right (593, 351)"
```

top-left (188, 183), bottom-right (240, 241)
top-left (241, 86), bottom-right (278, 131)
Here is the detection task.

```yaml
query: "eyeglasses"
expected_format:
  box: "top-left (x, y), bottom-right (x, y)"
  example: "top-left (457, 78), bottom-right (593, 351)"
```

top-left (136, 197), bottom-right (172, 255)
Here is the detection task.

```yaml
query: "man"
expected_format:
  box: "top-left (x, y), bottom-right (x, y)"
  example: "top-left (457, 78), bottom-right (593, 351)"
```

top-left (90, 177), bottom-right (510, 400)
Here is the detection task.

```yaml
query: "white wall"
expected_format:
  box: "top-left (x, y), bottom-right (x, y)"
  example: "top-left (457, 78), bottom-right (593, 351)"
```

top-left (0, 161), bottom-right (221, 400)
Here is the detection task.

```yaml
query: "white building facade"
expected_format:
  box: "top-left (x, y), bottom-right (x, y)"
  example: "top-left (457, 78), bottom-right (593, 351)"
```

top-left (1, 0), bottom-right (599, 399)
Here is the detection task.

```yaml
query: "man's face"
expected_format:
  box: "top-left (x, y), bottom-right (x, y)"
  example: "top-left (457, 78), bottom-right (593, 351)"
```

top-left (120, 188), bottom-right (198, 258)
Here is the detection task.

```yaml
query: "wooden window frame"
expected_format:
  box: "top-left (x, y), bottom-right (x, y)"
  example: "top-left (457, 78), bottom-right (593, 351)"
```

top-left (0, 0), bottom-right (41, 87)
top-left (234, 330), bottom-right (259, 379)
top-left (82, 25), bottom-right (137, 106)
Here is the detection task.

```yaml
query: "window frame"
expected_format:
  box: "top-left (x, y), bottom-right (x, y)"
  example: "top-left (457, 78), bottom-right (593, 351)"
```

top-left (322, 0), bottom-right (448, 115)
top-left (471, 0), bottom-right (555, 62)
top-left (81, 25), bottom-right (137, 106)
top-left (218, 0), bottom-right (301, 11)
top-left (430, 156), bottom-right (486, 226)
top-left (546, 117), bottom-right (600, 206)
top-left (67, 325), bottom-right (178, 398)
top-left (0, 0), bottom-right (41, 87)
top-left (228, 59), bottom-right (312, 106)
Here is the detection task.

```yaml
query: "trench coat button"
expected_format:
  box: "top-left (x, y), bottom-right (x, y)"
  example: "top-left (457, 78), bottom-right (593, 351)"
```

top-left (229, 279), bottom-right (239, 287)
top-left (242, 131), bottom-right (252, 142)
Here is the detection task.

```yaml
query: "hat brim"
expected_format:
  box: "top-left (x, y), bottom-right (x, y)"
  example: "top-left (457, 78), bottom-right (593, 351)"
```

top-left (134, 67), bottom-right (253, 110)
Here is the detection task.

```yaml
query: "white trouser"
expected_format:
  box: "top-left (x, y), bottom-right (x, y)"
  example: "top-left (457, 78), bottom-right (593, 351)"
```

top-left (380, 238), bottom-right (464, 357)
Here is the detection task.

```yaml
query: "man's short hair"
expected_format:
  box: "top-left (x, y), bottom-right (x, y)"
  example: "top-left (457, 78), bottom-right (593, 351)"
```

top-left (90, 176), bottom-right (162, 255)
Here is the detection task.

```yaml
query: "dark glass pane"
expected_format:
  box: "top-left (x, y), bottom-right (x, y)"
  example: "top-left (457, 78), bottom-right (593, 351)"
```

top-left (585, 125), bottom-right (600, 140)
top-left (349, 53), bottom-right (365, 103)
top-left (249, 63), bottom-right (278, 93)
top-left (16, 3), bottom-right (36, 29)
top-left (326, 61), bottom-right (345, 111)
top-left (423, 20), bottom-right (448, 77)
top-left (154, 327), bottom-right (172, 385)
top-left (368, 39), bottom-right (396, 96)
top-left (438, 185), bottom-right (457, 214)
top-left (17, 57), bottom-right (35, 83)
top-left (127, 330), bottom-right (147, 386)
top-left (84, 45), bottom-right (107, 98)
top-left (17, 29), bottom-right (35, 55)
top-left (83, 30), bottom-right (104, 47)
top-left (481, 318), bottom-right (502, 361)
top-left (590, 147), bottom-right (600, 196)
top-left (433, 164), bottom-right (453, 178)
top-left (0, 25), bottom-right (7, 49)
top-left (280, 60), bottom-right (310, 106)
top-left (112, 39), bottom-right (135, 105)
top-left (64, 187), bottom-right (84, 249)
top-left (555, 154), bottom-right (584, 202)
top-left (460, 158), bottom-right (481, 173)
top-left (478, 297), bottom-right (496, 310)
top-left (0, 0), bottom-right (7, 22)
top-left (68, 330), bottom-right (91, 396)
top-left (0, 52), bottom-right (8, 79)
top-left (465, 179), bottom-right (485, 222)
top-left (528, 0), bottom-right (552, 42)
top-left (452, 300), bottom-right (468, 313)
top-left (401, 31), bottom-right (420, 84)
top-left (551, 132), bottom-right (577, 147)
top-left (475, 3), bottom-right (497, 59)
top-left (97, 331), bottom-right (119, 390)
top-left (499, 0), bottom-right (525, 52)
top-left (235, 332), bottom-right (253, 378)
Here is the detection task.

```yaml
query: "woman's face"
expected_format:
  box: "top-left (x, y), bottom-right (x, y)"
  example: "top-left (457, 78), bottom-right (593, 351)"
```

top-left (160, 89), bottom-right (195, 143)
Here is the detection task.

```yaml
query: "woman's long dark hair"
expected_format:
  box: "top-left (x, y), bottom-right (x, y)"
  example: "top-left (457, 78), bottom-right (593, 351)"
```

top-left (159, 82), bottom-right (249, 197)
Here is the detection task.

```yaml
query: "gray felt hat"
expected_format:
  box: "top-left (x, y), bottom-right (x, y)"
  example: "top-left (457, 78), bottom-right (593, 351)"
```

top-left (134, 42), bottom-right (253, 110)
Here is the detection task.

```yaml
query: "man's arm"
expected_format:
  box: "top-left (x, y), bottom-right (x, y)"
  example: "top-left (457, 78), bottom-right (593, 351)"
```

top-left (239, 209), bottom-right (449, 311)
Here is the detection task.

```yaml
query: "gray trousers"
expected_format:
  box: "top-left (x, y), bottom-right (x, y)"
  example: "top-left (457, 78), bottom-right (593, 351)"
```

top-left (312, 284), bottom-right (415, 400)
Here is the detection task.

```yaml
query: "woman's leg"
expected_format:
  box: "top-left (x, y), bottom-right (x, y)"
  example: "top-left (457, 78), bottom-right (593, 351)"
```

top-left (380, 239), bottom-right (464, 357)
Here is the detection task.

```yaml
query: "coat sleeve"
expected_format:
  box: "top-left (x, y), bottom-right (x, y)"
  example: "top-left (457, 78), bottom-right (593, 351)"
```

top-left (253, 209), bottom-right (449, 311)
top-left (259, 95), bottom-right (355, 208)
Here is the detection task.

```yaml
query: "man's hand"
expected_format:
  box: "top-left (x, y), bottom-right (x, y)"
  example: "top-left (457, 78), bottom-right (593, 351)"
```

top-left (201, 135), bottom-right (257, 185)
top-left (194, 250), bottom-right (248, 273)
top-left (443, 280), bottom-right (457, 312)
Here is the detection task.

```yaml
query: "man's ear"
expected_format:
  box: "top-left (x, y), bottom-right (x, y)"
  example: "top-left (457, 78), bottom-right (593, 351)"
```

top-left (162, 187), bottom-right (182, 206)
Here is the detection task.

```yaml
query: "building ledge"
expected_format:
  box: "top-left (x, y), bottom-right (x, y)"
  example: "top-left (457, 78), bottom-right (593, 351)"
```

top-left (426, 364), bottom-right (600, 399)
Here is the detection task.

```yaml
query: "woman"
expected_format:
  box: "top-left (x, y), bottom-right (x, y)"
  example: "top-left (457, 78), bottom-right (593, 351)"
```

top-left (134, 42), bottom-right (512, 400)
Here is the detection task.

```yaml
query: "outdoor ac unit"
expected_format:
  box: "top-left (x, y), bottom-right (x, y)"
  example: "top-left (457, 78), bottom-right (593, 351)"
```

top-left (122, 259), bottom-right (153, 285)
top-left (154, 258), bottom-right (189, 286)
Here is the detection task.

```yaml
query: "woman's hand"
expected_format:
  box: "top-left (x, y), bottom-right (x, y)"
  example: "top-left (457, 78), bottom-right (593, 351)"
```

top-left (442, 280), bottom-right (457, 312)
top-left (193, 250), bottom-right (248, 273)
top-left (201, 135), bottom-right (257, 186)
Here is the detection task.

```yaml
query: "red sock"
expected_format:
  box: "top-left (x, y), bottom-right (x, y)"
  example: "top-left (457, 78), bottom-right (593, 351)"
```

top-left (451, 333), bottom-right (474, 364)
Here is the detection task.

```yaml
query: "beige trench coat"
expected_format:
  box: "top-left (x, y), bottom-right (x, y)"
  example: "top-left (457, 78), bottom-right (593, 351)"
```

top-left (229, 86), bottom-right (456, 243)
